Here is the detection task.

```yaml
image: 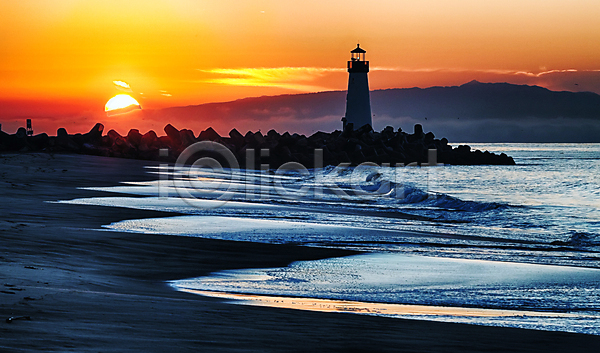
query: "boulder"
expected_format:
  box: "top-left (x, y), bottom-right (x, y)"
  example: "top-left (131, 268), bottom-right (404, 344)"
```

top-left (164, 124), bottom-right (181, 147)
top-left (140, 130), bottom-right (158, 149)
top-left (243, 131), bottom-right (266, 147)
top-left (29, 133), bottom-right (50, 151)
top-left (266, 129), bottom-right (280, 141)
top-left (16, 127), bottom-right (27, 139)
top-left (198, 127), bottom-right (221, 141)
top-left (9, 122), bottom-right (514, 167)
top-left (56, 128), bottom-right (79, 151)
top-left (228, 128), bottom-right (245, 149)
top-left (253, 131), bottom-right (265, 145)
top-left (355, 124), bottom-right (373, 137)
top-left (424, 131), bottom-right (435, 143)
top-left (413, 124), bottom-right (424, 137)
top-left (83, 123), bottom-right (104, 144)
top-left (179, 129), bottom-right (196, 147)
top-left (7, 129), bottom-right (30, 151)
top-left (0, 131), bottom-right (9, 151)
top-left (106, 129), bottom-right (123, 143)
top-left (127, 129), bottom-right (143, 147)
top-left (71, 133), bottom-right (84, 146)
top-left (342, 123), bottom-right (354, 137)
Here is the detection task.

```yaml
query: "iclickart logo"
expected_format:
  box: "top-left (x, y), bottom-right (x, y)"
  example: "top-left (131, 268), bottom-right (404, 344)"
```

top-left (158, 141), bottom-right (443, 209)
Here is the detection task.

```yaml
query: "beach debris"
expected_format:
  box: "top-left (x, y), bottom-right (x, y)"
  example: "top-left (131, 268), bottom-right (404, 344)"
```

top-left (5, 316), bottom-right (31, 323)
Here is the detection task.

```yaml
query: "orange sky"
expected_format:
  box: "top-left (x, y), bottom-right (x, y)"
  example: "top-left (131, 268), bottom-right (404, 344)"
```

top-left (1, 0), bottom-right (599, 134)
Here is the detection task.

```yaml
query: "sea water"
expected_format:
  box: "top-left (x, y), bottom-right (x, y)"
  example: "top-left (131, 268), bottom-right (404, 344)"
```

top-left (58, 143), bottom-right (600, 334)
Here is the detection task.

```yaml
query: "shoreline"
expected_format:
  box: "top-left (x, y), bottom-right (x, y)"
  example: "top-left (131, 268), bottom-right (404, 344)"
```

top-left (2, 152), bottom-right (599, 352)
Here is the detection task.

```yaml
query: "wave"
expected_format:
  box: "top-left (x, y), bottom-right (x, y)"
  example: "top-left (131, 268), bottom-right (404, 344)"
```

top-left (555, 231), bottom-right (600, 247)
top-left (424, 193), bottom-right (507, 212)
top-left (303, 166), bottom-right (511, 213)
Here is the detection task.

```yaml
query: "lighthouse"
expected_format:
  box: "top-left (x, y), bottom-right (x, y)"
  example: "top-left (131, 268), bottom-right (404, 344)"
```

top-left (342, 44), bottom-right (372, 130)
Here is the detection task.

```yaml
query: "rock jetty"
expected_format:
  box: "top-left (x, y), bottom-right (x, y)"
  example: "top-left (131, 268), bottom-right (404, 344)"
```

top-left (0, 123), bottom-right (515, 167)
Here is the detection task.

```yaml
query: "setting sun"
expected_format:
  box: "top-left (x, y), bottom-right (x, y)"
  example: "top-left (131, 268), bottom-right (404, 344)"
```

top-left (105, 94), bottom-right (141, 116)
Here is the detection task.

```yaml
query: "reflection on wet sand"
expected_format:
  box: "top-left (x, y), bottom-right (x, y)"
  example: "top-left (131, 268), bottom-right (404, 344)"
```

top-left (182, 289), bottom-right (577, 319)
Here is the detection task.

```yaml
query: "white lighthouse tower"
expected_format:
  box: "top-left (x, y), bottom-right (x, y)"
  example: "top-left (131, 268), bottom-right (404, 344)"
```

top-left (342, 44), bottom-right (372, 130)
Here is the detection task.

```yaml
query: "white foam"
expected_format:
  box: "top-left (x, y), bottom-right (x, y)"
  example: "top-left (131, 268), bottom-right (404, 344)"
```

top-left (106, 215), bottom-right (342, 237)
top-left (172, 252), bottom-right (600, 334)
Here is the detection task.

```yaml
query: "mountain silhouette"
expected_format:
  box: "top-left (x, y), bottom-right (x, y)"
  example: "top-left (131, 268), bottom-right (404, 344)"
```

top-left (147, 81), bottom-right (600, 142)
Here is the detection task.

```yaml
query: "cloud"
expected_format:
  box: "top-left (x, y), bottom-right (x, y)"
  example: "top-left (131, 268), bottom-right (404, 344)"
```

top-left (195, 65), bottom-right (600, 96)
top-left (196, 67), bottom-right (345, 92)
top-left (369, 67), bottom-right (600, 95)
top-left (370, 66), bottom-right (591, 77)
top-left (113, 80), bottom-right (132, 92)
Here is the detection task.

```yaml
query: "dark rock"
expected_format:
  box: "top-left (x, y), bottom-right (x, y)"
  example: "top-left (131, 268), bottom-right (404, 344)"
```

top-left (56, 128), bottom-right (79, 152)
top-left (457, 145), bottom-right (471, 153)
top-left (16, 128), bottom-right (27, 139)
top-left (0, 131), bottom-right (9, 151)
top-left (342, 123), bottom-right (354, 137)
top-left (106, 129), bottom-right (123, 143)
top-left (127, 129), bottom-right (143, 147)
top-left (6, 131), bottom-right (30, 151)
top-left (82, 143), bottom-right (110, 157)
top-left (140, 130), bottom-right (158, 150)
top-left (156, 136), bottom-right (172, 150)
top-left (295, 136), bottom-right (308, 149)
top-left (198, 127), bottom-right (221, 141)
top-left (179, 129), bottom-right (196, 147)
top-left (57, 128), bottom-right (68, 138)
top-left (114, 140), bottom-right (135, 158)
top-left (14, 123), bottom-right (514, 167)
top-left (29, 133), bottom-right (49, 150)
top-left (273, 145), bottom-right (292, 159)
top-left (253, 131), bottom-right (265, 145)
top-left (350, 150), bottom-right (366, 164)
top-left (242, 131), bottom-right (266, 148)
top-left (103, 130), bottom-right (134, 157)
top-left (83, 123), bottom-right (104, 144)
top-left (243, 131), bottom-right (257, 147)
top-left (424, 132), bottom-right (435, 143)
top-left (164, 124), bottom-right (181, 146)
top-left (71, 133), bottom-right (84, 146)
top-left (337, 151), bottom-right (351, 163)
top-left (266, 129), bottom-right (280, 140)
top-left (413, 124), bottom-right (424, 137)
top-left (100, 135), bottom-right (112, 147)
top-left (228, 129), bottom-right (245, 149)
top-left (355, 124), bottom-right (373, 137)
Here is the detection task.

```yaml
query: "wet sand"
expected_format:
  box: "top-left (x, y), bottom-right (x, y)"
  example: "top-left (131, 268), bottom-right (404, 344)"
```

top-left (1, 152), bottom-right (599, 352)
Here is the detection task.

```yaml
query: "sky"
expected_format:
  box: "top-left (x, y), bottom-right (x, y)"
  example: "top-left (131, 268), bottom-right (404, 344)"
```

top-left (1, 0), bottom-right (600, 134)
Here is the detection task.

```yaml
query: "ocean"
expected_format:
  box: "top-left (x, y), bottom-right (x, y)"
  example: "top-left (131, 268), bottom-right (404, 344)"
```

top-left (59, 143), bottom-right (600, 335)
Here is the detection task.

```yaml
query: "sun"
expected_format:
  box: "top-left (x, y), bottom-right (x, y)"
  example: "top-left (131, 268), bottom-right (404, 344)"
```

top-left (105, 94), bottom-right (141, 116)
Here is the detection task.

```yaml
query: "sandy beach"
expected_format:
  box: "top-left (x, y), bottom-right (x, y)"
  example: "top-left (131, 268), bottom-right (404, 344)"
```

top-left (1, 152), bottom-right (599, 352)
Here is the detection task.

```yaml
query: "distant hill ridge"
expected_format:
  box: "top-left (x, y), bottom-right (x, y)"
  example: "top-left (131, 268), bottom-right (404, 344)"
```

top-left (374, 80), bottom-right (600, 120)
top-left (148, 81), bottom-right (600, 142)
